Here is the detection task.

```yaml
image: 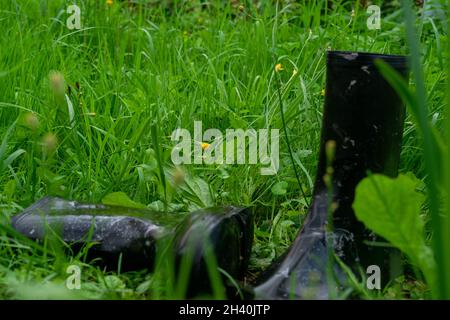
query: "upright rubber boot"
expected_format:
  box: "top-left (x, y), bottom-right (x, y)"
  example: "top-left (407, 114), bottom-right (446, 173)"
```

top-left (252, 51), bottom-right (409, 299)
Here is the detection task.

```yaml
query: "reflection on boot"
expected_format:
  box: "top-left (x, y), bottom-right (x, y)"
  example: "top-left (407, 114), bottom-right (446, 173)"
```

top-left (11, 196), bottom-right (253, 297)
top-left (252, 51), bottom-right (409, 299)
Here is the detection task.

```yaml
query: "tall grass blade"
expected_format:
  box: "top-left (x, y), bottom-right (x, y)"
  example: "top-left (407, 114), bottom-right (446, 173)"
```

top-left (401, 0), bottom-right (450, 298)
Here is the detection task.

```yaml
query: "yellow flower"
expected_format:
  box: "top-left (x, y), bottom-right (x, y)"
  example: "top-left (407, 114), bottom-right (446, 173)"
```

top-left (106, 0), bottom-right (113, 5)
top-left (275, 63), bottom-right (284, 72)
top-left (321, 88), bottom-right (325, 96)
top-left (201, 142), bottom-right (211, 151)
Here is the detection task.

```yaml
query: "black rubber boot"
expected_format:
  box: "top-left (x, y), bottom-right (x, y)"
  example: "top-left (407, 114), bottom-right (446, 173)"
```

top-left (11, 196), bottom-right (253, 297)
top-left (252, 51), bottom-right (409, 299)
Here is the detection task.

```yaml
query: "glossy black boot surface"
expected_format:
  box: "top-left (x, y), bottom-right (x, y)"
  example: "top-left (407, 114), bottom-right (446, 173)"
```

top-left (252, 51), bottom-right (409, 299)
top-left (11, 196), bottom-right (253, 297)
top-left (172, 206), bottom-right (253, 297)
top-left (11, 196), bottom-right (177, 271)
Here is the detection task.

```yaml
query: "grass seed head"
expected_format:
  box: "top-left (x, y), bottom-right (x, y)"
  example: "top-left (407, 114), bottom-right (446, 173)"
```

top-left (23, 112), bottom-right (39, 131)
top-left (42, 132), bottom-right (58, 154)
top-left (49, 71), bottom-right (65, 98)
top-left (172, 166), bottom-right (185, 187)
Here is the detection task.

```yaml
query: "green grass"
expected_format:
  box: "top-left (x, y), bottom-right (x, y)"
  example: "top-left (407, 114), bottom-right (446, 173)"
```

top-left (0, 0), bottom-right (447, 299)
top-left (399, 0), bottom-right (450, 299)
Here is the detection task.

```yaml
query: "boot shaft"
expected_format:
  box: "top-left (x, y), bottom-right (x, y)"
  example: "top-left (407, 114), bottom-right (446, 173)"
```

top-left (316, 51), bottom-right (409, 231)
top-left (251, 51), bottom-right (409, 299)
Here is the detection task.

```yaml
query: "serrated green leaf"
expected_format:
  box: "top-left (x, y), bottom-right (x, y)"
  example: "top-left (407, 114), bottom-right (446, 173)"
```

top-left (353, 173), bottom-right (436, 288)
top-left (101, 275), bottom-right (126, 290)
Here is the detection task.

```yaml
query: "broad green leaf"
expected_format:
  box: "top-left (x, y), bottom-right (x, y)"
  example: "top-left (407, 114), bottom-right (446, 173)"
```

top-left (101, 275), bottom-right (126, 290)
top-left (178, 174), bottom-right (214, 209)
top-left (102, 192), bottom-right (146, 209)
top-left (271, 181), bottom-right (288, 196)
top-left (353, 173), bottom-right (436, 287)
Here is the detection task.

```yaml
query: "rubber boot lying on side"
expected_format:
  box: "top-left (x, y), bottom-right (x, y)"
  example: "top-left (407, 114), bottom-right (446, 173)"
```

top-left (252, 51), bottom-right (409, 299)
top-left (11, 196), bottom-right (253, 297)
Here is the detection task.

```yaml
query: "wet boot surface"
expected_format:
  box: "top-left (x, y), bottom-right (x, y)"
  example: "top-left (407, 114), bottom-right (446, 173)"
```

top-left (11, 196), bottom-right (253, 298)
top-left (252, 51), bottom-right (409, 299)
